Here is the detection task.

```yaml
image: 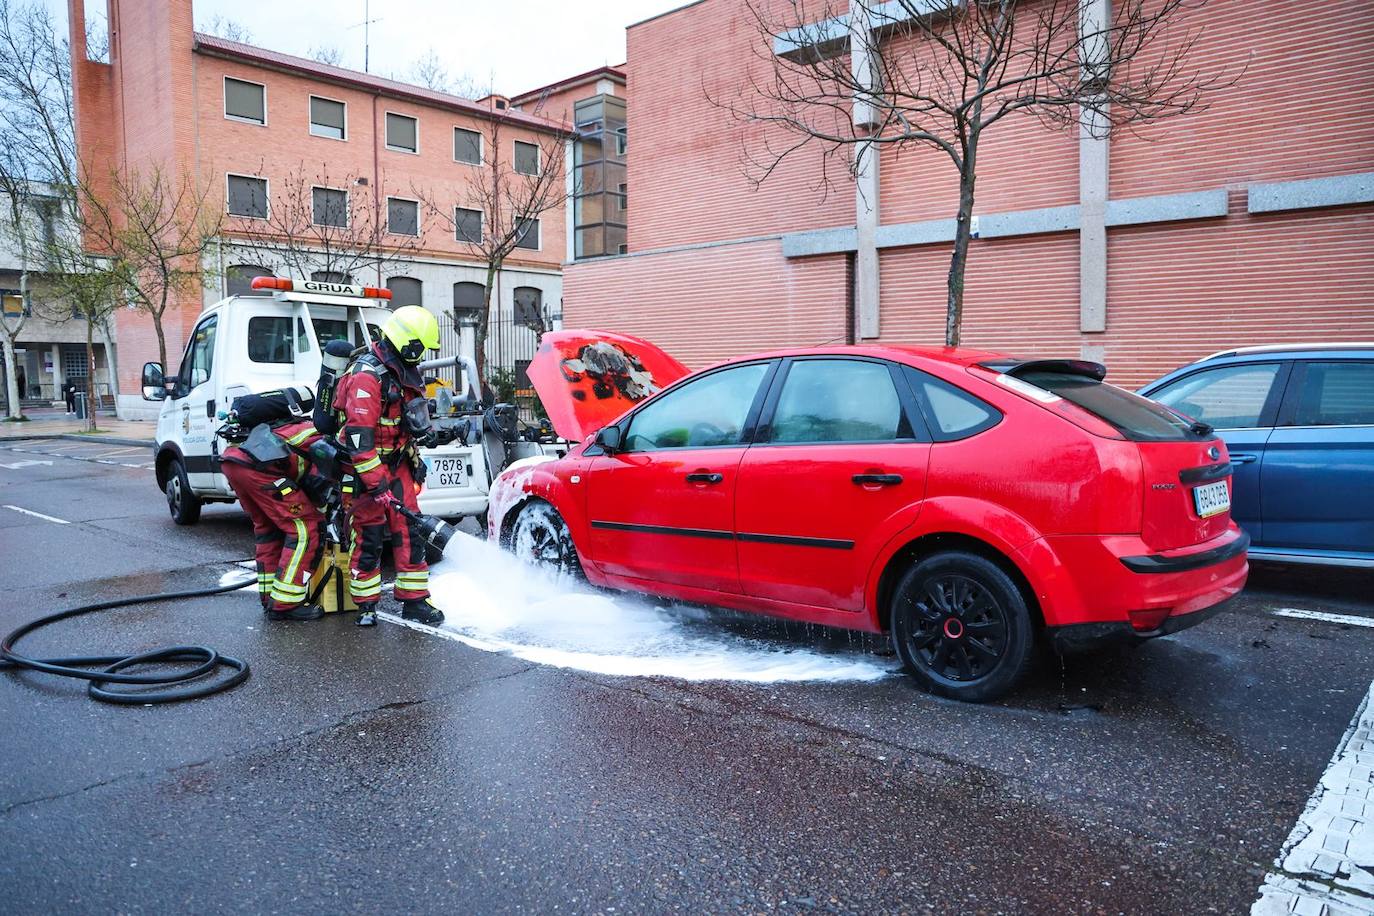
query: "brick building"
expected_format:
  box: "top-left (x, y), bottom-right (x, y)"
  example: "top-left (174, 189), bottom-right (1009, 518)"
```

top-left (563, 0), bottom-right (1374, 387)
top-left (67, 0), bottom-right (623, 419)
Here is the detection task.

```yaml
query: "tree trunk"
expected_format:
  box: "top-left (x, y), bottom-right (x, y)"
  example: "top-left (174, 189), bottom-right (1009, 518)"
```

top-left (477, 258), bottom-right (500, 391)
top-left (1, 329), bottom-right (22, 420)
top-left (153, 310), bottom-right (168, 378)
top-left (85, 323), bottom-right (97, 433)
top-left (945, 139), bottom-right (980, 348)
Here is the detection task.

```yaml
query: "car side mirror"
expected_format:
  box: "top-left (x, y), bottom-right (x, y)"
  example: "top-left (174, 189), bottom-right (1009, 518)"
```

top-left (141, 361), bottom-right (167, 401)
top-left (594, 425), bottom-right (622, 453)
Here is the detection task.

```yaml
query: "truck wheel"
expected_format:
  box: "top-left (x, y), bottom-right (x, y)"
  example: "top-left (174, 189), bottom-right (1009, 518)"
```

top-left (889, 551), bottom-right (1033, 703)
top-left (165, 458), bottom-right (202, 526)
top-left (510, 501), bottom-right (582, 579)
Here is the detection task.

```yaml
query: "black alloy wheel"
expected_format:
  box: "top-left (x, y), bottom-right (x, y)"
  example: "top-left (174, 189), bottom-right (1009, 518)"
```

top-left (890, 551), bottom-right (1033, 702)
top-left (509, 501), bottom-right (583, 579)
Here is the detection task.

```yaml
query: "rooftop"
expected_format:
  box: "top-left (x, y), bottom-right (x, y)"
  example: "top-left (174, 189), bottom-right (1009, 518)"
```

top-left (510, 65), bottom-right (627, 108)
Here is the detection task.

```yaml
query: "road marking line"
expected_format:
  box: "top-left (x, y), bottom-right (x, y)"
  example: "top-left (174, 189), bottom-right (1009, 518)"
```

top-left (1252, 677), bottom-right (1374, 914)
top-left (121, 463), bottom-right (149, 469)
top-left (3, 504), bottom-right (70, 524)
top-left (91, 447), bottom-right (141, 458)
top-left (0, 459), bottom-right (53, 469)
top-left (1273, 607), bottom-right (1374, 629)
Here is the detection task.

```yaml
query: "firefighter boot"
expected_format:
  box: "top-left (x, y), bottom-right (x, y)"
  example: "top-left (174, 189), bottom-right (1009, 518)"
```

top-left (266, 604), bottom-right (324, 622)
top-left (401, 598), bottom-right (444, 625)
top-left (356, 605), bottom-right (377, 627)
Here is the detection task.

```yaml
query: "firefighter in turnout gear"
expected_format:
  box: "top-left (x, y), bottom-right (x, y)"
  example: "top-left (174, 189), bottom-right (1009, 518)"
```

top-left (336, 306), bottom-right (446, 627)
top-left (221, 420), bottom-right (336, 621)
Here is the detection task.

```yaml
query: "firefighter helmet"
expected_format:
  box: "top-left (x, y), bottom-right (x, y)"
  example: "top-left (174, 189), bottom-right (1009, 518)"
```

top-left (381, 306), bottom-right (440, 364)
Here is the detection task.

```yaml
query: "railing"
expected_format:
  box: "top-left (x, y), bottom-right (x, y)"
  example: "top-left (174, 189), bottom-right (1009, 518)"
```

top-left (434, 308), bottom-right (562, 422)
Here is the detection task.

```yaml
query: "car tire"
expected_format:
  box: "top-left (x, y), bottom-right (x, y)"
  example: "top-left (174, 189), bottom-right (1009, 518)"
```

top-left (509, 500), bottom-right (583, 579)
top-left (165, 458), bottom-right (202, 526)
top-left (890, 551), bottom-right (1034, 703)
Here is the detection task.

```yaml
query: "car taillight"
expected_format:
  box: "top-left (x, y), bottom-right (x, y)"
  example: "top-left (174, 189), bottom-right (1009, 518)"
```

top-left (1127, 607), bottom-right (1172, 632)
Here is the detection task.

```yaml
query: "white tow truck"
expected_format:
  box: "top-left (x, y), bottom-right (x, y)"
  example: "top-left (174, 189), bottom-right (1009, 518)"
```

top-left (140, 278), bottom-right (567, 527)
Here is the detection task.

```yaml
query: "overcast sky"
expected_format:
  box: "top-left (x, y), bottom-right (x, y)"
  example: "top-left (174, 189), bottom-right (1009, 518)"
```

top-left (62, 0), bottom-right (683, 98)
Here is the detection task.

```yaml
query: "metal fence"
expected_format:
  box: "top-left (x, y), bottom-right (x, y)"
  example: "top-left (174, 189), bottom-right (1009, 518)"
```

top-left (434, 306), bottom-right (562, 421)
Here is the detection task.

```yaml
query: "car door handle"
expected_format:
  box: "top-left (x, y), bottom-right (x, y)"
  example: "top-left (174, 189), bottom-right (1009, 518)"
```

top-left (1229, 454), bottom-right (1258, 464)
top-left (685, 472), bottom-right (723, 484)
top-left (852, 473), bottom-right (903, 486)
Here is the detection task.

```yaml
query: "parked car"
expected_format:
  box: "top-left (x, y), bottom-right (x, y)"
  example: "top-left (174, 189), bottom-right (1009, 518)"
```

top-left (1139, 344), bottom-right (1374, 568)
top-left (488, 331), bottom-right (1249, 702)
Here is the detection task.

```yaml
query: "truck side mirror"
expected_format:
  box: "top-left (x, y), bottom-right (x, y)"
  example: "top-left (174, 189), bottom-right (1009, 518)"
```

top-left (141, 362), bottom-right (166, 401)
top-left (594, 425), bottom-right (622, 453)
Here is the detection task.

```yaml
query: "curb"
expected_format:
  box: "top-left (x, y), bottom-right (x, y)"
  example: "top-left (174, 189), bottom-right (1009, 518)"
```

top-left (0, 433), bottom-right (155, 448)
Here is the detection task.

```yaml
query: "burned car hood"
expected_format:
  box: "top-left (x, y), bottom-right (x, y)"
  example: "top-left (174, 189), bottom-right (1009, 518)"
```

top-left (527, 330), bottom-right (690, 441)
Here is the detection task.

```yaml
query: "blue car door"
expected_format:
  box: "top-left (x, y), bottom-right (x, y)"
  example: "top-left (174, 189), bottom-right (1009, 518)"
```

top-left (1144, 360), bottom-right (1290, 545)
top-left (1262, 360), bottom-right (1374, 558)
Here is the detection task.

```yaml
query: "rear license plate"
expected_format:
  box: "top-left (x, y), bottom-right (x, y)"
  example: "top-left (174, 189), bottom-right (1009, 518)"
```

top-left (425, 456), bottom-right (466, 489)
top-left (1192, 480), bottom-right (1230, 518)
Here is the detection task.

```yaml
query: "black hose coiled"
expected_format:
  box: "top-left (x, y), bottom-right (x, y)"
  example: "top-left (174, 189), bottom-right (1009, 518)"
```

top-left (0, 579), bottom-right (255, 704)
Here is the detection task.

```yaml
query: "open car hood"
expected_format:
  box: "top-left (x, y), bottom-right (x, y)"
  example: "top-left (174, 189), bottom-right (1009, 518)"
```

top-left (527, 330), bottom-right (690, 441)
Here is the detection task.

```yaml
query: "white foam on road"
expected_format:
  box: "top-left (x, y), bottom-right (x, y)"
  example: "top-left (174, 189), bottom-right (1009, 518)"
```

top-left (423, 532), bottom-right (895, 684)
top-left (217, 570), bottom-right (258, 591)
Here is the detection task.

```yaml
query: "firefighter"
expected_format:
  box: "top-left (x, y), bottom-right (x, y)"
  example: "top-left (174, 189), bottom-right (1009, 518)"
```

top-left (336, 306), bottom-right (445, 628)
top-left (221, 419), bottom-right (336, 621)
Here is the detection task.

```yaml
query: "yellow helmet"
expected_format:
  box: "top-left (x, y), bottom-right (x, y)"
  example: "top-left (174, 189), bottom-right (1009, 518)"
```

top-left (381, 306), bottom-right (440, 363)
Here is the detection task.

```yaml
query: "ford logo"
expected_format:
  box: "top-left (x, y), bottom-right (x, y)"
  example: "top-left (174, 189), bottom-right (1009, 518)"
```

top-left (1207, 446), bottom-right (1220, 460)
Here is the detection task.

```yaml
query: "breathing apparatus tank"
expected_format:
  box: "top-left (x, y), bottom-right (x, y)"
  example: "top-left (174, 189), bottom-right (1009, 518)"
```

top-left (313, 339), bottom-right (358, 437)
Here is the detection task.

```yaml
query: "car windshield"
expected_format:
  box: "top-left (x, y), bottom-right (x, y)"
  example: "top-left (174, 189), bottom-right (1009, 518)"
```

top-left (1016, 371), bottom-right (1210, 442)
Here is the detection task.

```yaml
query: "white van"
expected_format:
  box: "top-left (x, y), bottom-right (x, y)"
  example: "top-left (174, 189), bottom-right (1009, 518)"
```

top-left (140, 279), bottom-right (557, 526)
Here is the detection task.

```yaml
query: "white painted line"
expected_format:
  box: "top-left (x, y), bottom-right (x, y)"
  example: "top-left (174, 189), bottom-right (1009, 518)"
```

top-left (3, 504), bottom-right (70, 525)
top-left (1252, 678), bottom-right (1374, 913)
top-left (91, 447), bottom-right (141, 458)
top-left (1273, 607), bottom-right (1374, 629)
top-left (121, 463), bottom-right (149, 469)
top-left (0, 459), bottom-right (53, 469)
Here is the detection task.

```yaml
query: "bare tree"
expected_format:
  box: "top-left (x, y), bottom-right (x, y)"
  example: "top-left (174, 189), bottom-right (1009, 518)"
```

top-left (413, 119), bottom-right (567, 379)
top-left (720, 0), bottom-right (1231, 345)
top-left (309, 45), bottom-right (344, 67)
top-left (80, 165), bottom-right (224, 375)
top-left (227, 162), bottom-right (421, 288)
top-left (203, 15), bottom-right (253, 44)
top-left (410, 48), bottom-right (453, 93)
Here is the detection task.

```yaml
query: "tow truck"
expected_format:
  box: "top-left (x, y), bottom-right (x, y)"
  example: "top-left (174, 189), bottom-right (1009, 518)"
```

top-left (139, 277), bottom-right (568, 530)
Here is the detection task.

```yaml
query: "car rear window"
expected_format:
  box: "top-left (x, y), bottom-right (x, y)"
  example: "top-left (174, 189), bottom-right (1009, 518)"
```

top-left (1017, 371), bottom-right (1209, 442)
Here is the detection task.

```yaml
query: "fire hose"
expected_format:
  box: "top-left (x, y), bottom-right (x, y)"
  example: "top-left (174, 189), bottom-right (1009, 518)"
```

top-left (0, 578), bottom-right (255, 705)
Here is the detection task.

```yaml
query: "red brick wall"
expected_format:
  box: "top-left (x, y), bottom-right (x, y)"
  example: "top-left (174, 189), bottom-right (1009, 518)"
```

top-left (564, 240), bottom-right (847, 369)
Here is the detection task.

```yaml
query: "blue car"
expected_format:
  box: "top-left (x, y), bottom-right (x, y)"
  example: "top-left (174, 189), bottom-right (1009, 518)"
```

top-left (1139, 345), bottom-right (1374, 568)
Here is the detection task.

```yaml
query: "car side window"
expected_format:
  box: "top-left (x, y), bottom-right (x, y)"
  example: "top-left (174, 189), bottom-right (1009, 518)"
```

top-left (623, 362), bottom-right (769, 452)
top-left (905, 368), bottom-right (1000, 442)
top-left (1149, 363), bottom-right (1281, 429)
top-left (768, 359), bottom-right (906, 443)
top-left (1289, 361), bottom-right (1374, 427)
top-left (181, 315), bottom-right (218, 389)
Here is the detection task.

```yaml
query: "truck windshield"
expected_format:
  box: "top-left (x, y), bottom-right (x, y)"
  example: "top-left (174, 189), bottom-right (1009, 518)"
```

top-left (1016, 371), bottom-right (1210, 442)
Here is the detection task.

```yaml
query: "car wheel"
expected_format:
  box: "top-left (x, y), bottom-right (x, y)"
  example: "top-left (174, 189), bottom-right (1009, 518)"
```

top-left (165, 458), bottom-right (202, 526)
top-left (890, 551), bottom-right (1034, 703)
top-left (509, 501), bottom-right (582, 578)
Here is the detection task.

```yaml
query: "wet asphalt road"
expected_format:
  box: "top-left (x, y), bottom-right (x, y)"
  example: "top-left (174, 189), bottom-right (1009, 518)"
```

top-left (1, 440), bottom-right (1372, 915)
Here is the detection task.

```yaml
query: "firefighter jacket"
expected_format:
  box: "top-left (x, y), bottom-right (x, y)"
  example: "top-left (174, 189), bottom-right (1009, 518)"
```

top-left (334, 341), bottom-right (426, 493)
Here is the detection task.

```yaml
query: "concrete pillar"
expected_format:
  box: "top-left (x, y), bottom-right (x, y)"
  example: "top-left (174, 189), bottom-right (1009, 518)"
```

top-left (850, 0), bottom-right (881, 340)
top-left (1078, 0), bottom-right (1110, 335)
top-left (49, 343), bottom-right (61, 401)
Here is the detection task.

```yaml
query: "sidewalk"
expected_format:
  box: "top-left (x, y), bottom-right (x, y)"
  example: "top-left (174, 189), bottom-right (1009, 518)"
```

top-left (0, 407), bottom-right (155, 445)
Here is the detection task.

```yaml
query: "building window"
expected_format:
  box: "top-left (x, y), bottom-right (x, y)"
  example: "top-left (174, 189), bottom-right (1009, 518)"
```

top-left (1, 290), bottom-right (27, 317)
top-left (386, 276), bottom-right (423, 308)
top-left (386, 112), bottom-right (418, 153)
top-left (387, 197), bottom-right (419, 236)
top-left (454, 127), bottom-right (482, 165)
top-left (454, 207), bottom-right (483, 244)
top-left (227, 174), bottom-right (268, 219)
top-left (513, 287), bottom-right (542, 326)
top-left (312, 187), bottom-right (348, 228)
top-left (311, 270), bottom-right (353, 284)
top-left (225, 264), bottom-right (273, 297)
top-left (514, 217), bottom-right (540, 251)
top-left (513, 140), bottom-right (540, 176)
top-left (309, 95), bottom-right (346, 140)
top-left (453, 281), bottom-right (485, 325)
top-left (573, 93), bottom-right (627, 259)
top-left (224, 77), bottom-right (265, 125)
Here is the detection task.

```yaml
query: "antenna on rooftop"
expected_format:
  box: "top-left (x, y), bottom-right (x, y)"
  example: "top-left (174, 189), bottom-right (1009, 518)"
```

top-left (348, 0), bottom-right (384, 73)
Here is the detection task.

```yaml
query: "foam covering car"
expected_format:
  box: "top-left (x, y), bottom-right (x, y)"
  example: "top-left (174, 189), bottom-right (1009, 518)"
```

top-left (489, 331), bottom-right (1249, 701)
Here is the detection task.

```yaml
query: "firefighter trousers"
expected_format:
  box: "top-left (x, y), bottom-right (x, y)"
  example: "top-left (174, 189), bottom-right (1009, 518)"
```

top-left (223, 459), bottom-right (325, 610)
top-left (346, 460), bottom-right (429, 606)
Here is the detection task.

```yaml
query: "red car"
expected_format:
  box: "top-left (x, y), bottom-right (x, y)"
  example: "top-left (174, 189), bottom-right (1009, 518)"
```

top-left (489, 332), bottom-right (1249, 702)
